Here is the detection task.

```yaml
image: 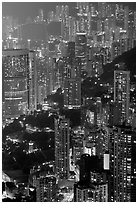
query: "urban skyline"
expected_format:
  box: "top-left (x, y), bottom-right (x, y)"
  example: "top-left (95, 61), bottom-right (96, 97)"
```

top-left (2, 1), bottom-right (136, 202)
top-left (2, 2), bottom-right (136, 23)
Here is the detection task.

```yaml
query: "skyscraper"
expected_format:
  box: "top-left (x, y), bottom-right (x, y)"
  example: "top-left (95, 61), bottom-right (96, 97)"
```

top-left (2, 50), bottom-right (36, 118)
top-left (55, 116), bottom-right (70, 179)
top-left (109, 126), bottom-right (136, 202)
top-left (2, 49), bottom-right (37, 120)
top-left (114, 69), bottom-right (130, 123)
top-left (67, 41), bottom-right (75, 65)
top-left (28, 51), bottom-right (37, 111)
top-left (72, 127), bottom-right (85, 165)
top-left (108, 102), bottom-right (122, 126)
top-left (69, 17), bottom-right (76, 42)
top-left (64, 79), bottom-right (81, 108)
top-left (64, 57), bottom-right (81, 108)
top-left (75, 33), bottom-right (87, 73)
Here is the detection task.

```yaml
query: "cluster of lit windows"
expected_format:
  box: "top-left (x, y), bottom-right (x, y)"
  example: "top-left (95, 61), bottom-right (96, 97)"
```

top-left (55, 118), bottom-right (70, 178)
top-left (64, 79), bottom-right (81, 106)
top-left (3, 55), bottom-right (28, 78)
top-left (4, 78), bottom-right (27, 92)
top-left (3, 51), bottom-right (38, 118)
top-left (75, 35), bottom-right (87, 60)
top-left (114, 70), bottom-right (130, 121)
top-left (77, 184), bottom-right (108, 202)
top-left (110, 127), bottom-right (134, 201)
top-left (5, 99), bottom-right (28, 118)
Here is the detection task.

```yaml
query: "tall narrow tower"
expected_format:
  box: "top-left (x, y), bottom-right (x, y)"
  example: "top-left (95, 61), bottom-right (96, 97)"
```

top-left (63, 52), bottom-right (81, 108)
top-left (29, 51), bottom-right (37, 112)
top-left (55, 116), bottom-right (70, 179)
top-left (114, 69), bottom-right (130, 123)
top-left (75, 33), bottom-right (87, 73)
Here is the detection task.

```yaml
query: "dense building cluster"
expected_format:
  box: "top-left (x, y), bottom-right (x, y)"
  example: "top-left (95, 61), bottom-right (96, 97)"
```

top-left (2, 2), bottom-right (136, 202)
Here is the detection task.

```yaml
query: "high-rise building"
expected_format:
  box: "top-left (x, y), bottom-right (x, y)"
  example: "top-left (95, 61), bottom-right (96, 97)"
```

top-left (75, 33), bottom-right (87, 73)
top-left (100, 47), bottom-right (112, 65)
top-left (2, 49), bottom-right (37, 120)
top-left (64, 79), bottom-right (81, 108)
top-left (67, 41), bottom-right (75, 65)
top-left (82, 97), bottom-right (102, 127)
top-left (131, 130), bottom-right (136, 202)
top-left (55, 116), bottom-right (70, 179)
top-left (111, 41), bottom-right (120, 61)
top-left (28, 51), bottom-right (37, 111)
top-left (114, 69), bottom-right (130, 123)
top-left (37, 56), bottom-right (55, 98)
top-left (91, 52), bottom-right (103, 77)
top-left (109, 126), bottom-right (136, 202)
top-left (108, 102), bottom-right (122, 126)
top-left (72, 127), bottom-right (85, 164)
top-left (74, 154), bottom-right (108, 202)
top-left (64, 57), bottom-right (81, 108)
top-left (74, 182), bottom-right (108, 202)
top-left (119, 38), bottom-right (128, 54)
top-left (69, 17), bottom-right (76, 41)
top-left (36, 175), bottom-right (57, 202)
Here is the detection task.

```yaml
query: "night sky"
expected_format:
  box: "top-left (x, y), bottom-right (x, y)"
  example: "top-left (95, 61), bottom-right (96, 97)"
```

top-left (2, 2), bottom-right (136, 24)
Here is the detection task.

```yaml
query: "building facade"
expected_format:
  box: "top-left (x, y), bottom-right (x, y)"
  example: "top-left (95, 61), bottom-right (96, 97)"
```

top-left (55, 116), bottom-right (70, 179)
top-left (64, 57), bottom-right (81, 108)
top-left (109, 126), bottom-right (136, 201)
top-left (36, 175), bottom-right (56, 202)
top-left (75, 33), bottom-right (87, 73)
top-left (2, 49), bottom-right (37, 120)
top-left (74, 182), bottom-right (108, 202)
top-left (114, 69), bottom-right (130, 123)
